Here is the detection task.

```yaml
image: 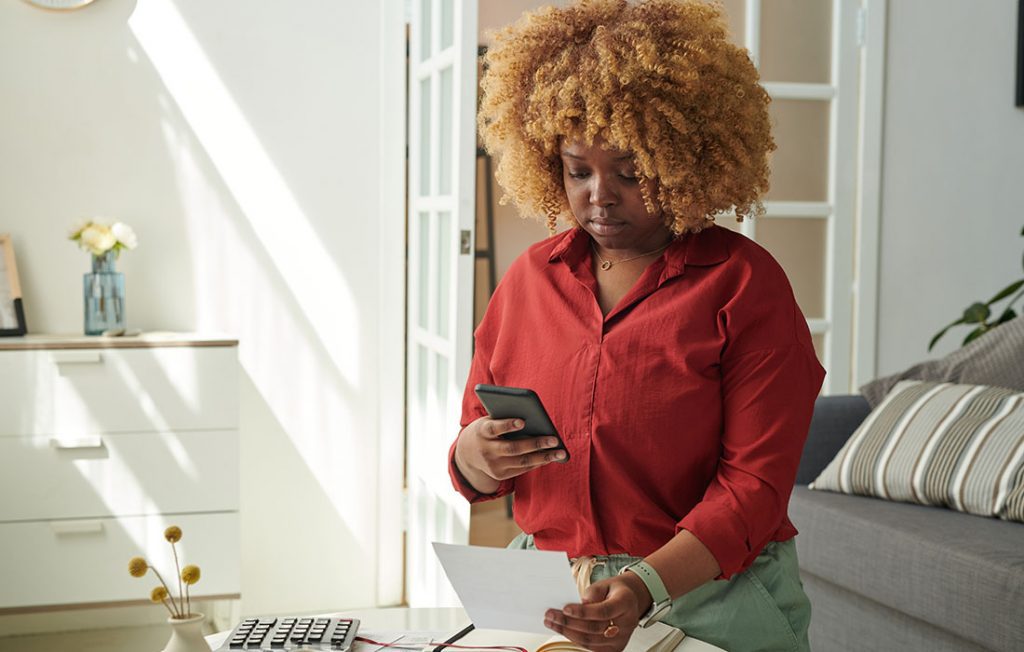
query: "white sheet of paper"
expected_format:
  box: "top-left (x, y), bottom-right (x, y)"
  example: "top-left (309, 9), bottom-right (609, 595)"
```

top-left (432, 542), bottom-right (582, 634)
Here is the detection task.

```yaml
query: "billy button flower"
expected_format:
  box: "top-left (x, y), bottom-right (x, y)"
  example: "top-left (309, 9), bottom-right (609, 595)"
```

top-left (150, 586), bottom-right (176, 618)
top-left (127, 556), bottom-right (181, 618)
top-left (181, 564), bottom-right (201, 616)
top-left (165, 526), bottom-right (185, 616)
top-left (128, 556), bottom-right (148, 578)
top-left (128, 525), bottom-right (206, 620)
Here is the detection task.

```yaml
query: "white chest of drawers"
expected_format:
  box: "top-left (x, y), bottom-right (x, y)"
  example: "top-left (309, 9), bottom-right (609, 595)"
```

top-left (0, 333), bottom-right (240, 611)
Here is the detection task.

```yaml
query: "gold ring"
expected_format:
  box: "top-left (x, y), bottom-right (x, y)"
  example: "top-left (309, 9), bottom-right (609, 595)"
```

top-left (603, 620), bottom-right (619, 638)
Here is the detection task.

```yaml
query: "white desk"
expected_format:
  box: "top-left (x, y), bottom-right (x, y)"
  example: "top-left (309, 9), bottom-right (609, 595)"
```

top-left (207, 608), bottom-right (467, 649)
top-left (207, 607), bottom-right (726, 651)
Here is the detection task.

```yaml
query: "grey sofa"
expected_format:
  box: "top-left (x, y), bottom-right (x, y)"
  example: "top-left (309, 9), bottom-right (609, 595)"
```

top-left (789, 395), bottom-right (1024, 652)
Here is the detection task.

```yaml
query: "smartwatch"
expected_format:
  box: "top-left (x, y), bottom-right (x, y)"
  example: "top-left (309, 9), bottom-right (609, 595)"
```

top-left (619, 560), bottom-right (672, 627)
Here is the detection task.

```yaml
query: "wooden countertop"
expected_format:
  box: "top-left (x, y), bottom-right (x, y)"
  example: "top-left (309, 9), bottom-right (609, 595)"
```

top-left (0, 332), bottom-right (238, 350)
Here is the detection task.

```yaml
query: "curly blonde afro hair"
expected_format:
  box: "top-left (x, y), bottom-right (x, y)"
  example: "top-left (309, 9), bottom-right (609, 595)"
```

top-left (478, 0), bottom-right (774, 235)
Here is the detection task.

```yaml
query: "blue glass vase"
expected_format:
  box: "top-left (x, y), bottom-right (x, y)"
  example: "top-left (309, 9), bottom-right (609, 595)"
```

top-left (83, 251), bottom-right (125, 335)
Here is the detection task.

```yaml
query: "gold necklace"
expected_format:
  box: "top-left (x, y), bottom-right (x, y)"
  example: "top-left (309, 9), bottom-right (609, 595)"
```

top-left (591, 240), bottom-right (672, 271)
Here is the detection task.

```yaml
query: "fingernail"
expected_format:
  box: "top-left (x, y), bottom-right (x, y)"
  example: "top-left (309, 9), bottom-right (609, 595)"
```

top-left (514, 419), bottom-right (524, 428)
top-left (546, 438), bottom-right (558, 448)
top-left (554, 451), bottom-right (566, 460)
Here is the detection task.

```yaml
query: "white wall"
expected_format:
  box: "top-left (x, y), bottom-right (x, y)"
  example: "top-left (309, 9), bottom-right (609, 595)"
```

top-left (0, 0), bottom-right (405, 623)
top-left (876, 0), bottom-right (1024, 376)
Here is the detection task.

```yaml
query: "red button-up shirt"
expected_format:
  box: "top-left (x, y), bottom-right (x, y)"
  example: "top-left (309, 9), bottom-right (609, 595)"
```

top-left (449, 225), bottom-right (825, 579)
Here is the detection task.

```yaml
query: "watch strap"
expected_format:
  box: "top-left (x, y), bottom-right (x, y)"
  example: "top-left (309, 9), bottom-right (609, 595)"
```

top-left (620, 560), bottom-right (671, 626)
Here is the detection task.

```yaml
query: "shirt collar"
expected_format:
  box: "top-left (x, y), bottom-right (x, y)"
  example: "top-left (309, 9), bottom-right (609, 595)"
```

top-left (548, 224), bottom-right (731, 273)
top-left (547, 227), bottom-right (590, 267)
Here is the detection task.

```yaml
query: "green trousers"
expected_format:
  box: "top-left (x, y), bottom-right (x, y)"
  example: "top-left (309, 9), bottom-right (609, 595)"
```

top-left (508, 533), bottom-right (811, 652)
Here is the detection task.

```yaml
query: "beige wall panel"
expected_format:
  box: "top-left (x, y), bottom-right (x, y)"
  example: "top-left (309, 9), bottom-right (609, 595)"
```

top-left (479, 0), bottom-right (572, 45)
top-left (759, 0), bottom-right (831, 83)
top-left (718, 0), bottom-right (746, 46)
top-left (755, 217), bottom-right (827, 320)
top-left (766, 99), bottom-right (829, 201)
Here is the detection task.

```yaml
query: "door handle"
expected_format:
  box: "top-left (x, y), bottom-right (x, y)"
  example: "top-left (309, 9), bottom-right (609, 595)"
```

top-left (50, 520), bottom-right (105, 535)
top-left (51, 351), bottom-right (104, 365)
top-left (50, 436), bottom-right (105, 450)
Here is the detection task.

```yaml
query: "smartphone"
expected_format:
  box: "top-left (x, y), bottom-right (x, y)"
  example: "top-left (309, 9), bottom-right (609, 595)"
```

top-left (473, 384), bottom-right (570, 462)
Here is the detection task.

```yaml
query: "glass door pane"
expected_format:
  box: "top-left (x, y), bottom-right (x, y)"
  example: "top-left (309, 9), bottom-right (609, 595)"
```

top-left (406, 0), bottom-right (477, 607)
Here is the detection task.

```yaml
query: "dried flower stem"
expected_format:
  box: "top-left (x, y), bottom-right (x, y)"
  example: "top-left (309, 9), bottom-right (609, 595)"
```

top-left (149, 567), bottom-right (181, 618)
top-left (159, 597), bottom-right (177, 619)
top-left (186, 584), bottom-right (191, 617)
top-left (171, 543), bottom-right (184, 617)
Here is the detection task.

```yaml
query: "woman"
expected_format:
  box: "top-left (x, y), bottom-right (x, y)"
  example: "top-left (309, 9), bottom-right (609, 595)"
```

top-left (448, 2), bottom-right (825, 651)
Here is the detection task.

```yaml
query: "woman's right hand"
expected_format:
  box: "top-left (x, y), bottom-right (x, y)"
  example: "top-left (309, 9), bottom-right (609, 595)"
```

top-left (453, 416), bottom-right (566, 495)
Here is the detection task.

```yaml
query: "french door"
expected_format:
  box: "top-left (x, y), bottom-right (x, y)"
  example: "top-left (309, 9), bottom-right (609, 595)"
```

top-left (721, 0), bottom-right (885, 394)
top-left (405, 0), bottom-right (479, 606)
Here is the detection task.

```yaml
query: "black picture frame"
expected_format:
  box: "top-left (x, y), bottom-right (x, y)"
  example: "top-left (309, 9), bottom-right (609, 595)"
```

top-left (1017, 0), bottom-right (1024, 106)
top-left (0, 234), bottom-right (27, 336)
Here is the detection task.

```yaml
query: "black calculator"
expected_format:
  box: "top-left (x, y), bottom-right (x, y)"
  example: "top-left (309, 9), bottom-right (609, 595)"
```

top-left (215, 616), bottom-right (360, 651)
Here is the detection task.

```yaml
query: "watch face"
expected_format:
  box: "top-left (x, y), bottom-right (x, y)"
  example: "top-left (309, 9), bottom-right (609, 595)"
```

top-left (24, 0), bottom-right (97, 10)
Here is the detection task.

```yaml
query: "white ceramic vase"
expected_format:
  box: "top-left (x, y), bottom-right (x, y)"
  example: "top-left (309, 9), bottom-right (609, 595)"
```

top-left (163, 612), bottom-right (212, 652)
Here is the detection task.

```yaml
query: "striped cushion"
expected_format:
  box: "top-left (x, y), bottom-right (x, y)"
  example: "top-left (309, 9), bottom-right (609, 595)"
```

top-left (810, 380), bottom-right (1024, 522)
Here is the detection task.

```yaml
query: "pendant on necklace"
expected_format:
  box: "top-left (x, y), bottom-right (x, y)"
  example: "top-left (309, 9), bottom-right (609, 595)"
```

top-left (600, 261), bottom-right (613, 271)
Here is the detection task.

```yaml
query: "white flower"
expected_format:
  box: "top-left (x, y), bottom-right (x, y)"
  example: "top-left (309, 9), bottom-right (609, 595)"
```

top-left (67, 219), bottom-right (90, 239)
top-left (111, 222), bottom-right (138, 250)
top-left (79, 224), bottom-right (117, 256)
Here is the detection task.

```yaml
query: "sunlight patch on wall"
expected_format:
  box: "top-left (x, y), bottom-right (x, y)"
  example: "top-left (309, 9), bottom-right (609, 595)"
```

top-left (127, 0), bottom-right (361, 388)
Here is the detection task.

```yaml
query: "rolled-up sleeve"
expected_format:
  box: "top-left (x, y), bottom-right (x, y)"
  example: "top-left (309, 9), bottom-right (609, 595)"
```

top-left (677, 255), bottom-right (826, 579)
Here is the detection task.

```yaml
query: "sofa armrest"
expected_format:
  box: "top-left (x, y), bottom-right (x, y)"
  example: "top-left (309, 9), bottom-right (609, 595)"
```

top-left (795, 394), bottom-right (871, 485)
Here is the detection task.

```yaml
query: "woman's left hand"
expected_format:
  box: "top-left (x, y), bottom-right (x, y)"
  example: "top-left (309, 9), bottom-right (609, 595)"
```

top-left (544, 573), bottom-right (652, 652)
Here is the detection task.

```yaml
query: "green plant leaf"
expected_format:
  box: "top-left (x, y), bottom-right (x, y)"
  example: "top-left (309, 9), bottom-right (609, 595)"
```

top-left (962, 325), bottom-right (988, 346)
top-left (988, 279), bottom-right (1024, 304)
top-left (962, 302), bottom-right (990, 323)
top-left (928, 317), bottom-right (966, 352)
top-left (996, 308), bottom-right (1018, 325)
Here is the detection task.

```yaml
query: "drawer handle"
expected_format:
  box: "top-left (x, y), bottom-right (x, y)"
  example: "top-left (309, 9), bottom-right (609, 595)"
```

top-left (50, 520), bottom-right (105, 535)
top-left (50, 436), bottom-right (105, 450)
top-left (51, 351), bottom-right (104, 365)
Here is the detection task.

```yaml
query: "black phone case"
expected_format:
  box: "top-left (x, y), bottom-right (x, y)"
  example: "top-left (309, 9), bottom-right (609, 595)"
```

top-left (473, 384), bottom-right (570, 462)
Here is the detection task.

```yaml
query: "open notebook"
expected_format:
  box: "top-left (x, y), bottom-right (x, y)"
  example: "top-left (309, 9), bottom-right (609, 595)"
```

top-left (448, 622), bottom-right (725, 652)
